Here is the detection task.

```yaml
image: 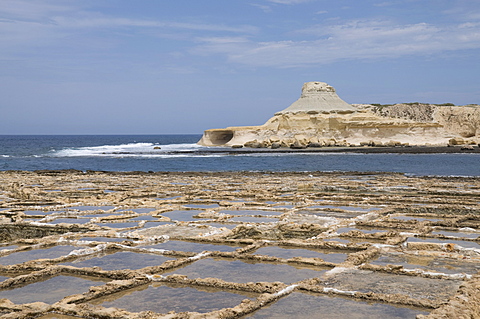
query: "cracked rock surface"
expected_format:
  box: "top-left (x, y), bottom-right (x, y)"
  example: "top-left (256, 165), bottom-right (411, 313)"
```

top-left (0, 170), bottom-right (479, 318)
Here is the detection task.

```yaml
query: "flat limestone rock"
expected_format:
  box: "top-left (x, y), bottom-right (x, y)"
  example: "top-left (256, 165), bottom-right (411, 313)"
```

top-left (1, 171), bottom-right (480, 318)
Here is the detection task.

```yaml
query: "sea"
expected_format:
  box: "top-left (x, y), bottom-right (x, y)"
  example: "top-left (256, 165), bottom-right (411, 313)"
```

top-left (1, 135), bottom-right (479, 176)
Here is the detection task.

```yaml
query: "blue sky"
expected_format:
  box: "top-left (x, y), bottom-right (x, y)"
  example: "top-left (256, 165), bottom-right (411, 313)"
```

top-left (1, 0), bottom-right (479, 134)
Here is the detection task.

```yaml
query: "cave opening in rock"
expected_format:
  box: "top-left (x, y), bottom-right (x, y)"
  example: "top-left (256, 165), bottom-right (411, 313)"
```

top-left (208, 130), bottom-right (234, 145)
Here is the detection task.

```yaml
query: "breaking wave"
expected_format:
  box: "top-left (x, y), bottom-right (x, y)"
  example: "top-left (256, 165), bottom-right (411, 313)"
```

top-left (52, 142), bottom-right (208, 158)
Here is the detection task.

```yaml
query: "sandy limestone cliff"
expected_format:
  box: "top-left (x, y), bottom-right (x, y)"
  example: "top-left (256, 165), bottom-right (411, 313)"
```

top-left (198, 82), bottom-right (479, 148)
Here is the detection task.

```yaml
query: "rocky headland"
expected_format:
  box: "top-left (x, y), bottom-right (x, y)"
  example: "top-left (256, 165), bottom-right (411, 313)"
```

top-left (198, 82), bottom-right (480, 149)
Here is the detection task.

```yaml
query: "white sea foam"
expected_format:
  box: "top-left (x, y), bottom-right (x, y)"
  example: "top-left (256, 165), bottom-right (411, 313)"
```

top-left (52, 142), bottom-right (208, 158)
top-left (53, 142), bottom-right (154, 157)
top-left (158, 143), bottom-right (204, 152)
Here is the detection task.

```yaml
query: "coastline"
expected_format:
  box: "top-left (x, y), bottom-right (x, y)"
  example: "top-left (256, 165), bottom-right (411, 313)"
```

top-left (1, 135), bottom-right (480, 175)
top-left (168, 145), bottom-right (480, 155)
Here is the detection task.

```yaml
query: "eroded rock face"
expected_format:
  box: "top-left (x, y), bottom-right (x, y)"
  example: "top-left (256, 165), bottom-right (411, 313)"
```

top-left (198, 82), bottom-right (479, 148)
top-left (434, 106), bottom-right (480, 138)
top-left (360, 103), bottom-right (480, 139)
top-left (366, 103), bottom-right (437, 123)
top-left (276, 81), bottom-right (355, 114)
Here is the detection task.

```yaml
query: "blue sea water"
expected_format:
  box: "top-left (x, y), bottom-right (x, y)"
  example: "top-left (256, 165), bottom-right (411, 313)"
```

top-left (0, 135), bottom-right (479, 176)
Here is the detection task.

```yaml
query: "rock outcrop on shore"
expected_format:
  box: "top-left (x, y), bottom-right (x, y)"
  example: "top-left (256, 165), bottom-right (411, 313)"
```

top-left (358, 103), bottom-right (480, 140)
top-left (198, 82), bottom-right (480, 148)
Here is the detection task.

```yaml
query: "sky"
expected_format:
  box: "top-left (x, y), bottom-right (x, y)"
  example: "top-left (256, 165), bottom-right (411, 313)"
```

top-left (1, 0), bottom-right (480, 134)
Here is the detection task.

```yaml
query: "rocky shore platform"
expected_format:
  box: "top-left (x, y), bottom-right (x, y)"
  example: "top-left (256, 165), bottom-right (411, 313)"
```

top-left (170, 145), bottom-right (480, 155)
top-left (0, 170), bottom-right (479, 318)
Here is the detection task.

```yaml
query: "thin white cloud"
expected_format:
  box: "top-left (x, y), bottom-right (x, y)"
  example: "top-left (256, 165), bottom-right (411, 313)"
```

top-left (196, 37), bottom-right (250, 44)
top-left (50, 15), bottom-right (257, 34)
top-left (0, 1), bottom-right (257, 33)
top-left (0, 0), bottom-right (77, 21)
top-left (193, 19), bottom-right (480, 67)
top-left (2, 0), bottom-right (480, 71)
top-left (254, 0), bottom-right (312, 11)
top-left (442, 5), bottom-right (480, 21)
top-left (0, 2), bottom-right (257, 58)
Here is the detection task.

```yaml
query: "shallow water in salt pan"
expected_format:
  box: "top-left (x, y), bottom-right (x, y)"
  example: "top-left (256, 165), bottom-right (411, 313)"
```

top-left (23, 210), bottom-right (56, 215)
top-left (371, 252), bottom-right (480, 274)
top-left (62, 251), bottom-right (174, 270)
top-left (245, 291), bottom-right (429, 318)
top-left (79, 237), bottom-right (130, 242)
top-left (161, 210), bottom-right (203, 222)
top-left (144, 240), bottom-right (241, 253)
top-left (129, 215), bottom-right (159, 221)
top-left (48, 218), bottom-right (90, 225)
top-left (89, 281), bottom-right (258, 314)
top-left (0, 245), bottom-right (77, 265)
top-left (254, 246), bottom-right (348, 264)
top-left (166, 258), bottom-right (329, 284)
top-left (432, 230), bottom-right (479, 239)
top-left (0, 275), bottom-right (108, 304)
top-left (324, 269), bottom-right (461, 302)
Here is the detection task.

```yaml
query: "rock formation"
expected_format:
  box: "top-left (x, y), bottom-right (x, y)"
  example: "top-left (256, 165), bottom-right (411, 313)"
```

top-left (198, 82), bottom-right (480, 148)
top-left (276, 81), bottom-right (355, 114)
top-left (359, 103), bottom-right (480, 139)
